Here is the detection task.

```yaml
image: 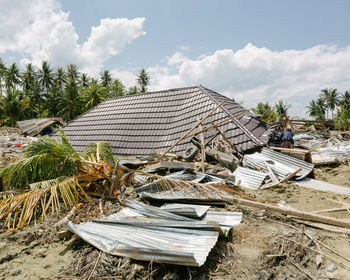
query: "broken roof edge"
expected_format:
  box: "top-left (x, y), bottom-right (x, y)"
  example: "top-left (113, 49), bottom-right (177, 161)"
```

top-left (198, 85), bottom-right (264, 146)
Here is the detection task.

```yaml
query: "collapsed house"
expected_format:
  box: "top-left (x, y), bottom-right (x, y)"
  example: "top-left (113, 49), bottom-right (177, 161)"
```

top-left (17, 117), bottom-right (66, 136)
top-left (62, 86), bottom-right (276, 155)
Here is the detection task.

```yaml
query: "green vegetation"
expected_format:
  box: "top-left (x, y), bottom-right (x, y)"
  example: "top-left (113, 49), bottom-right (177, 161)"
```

top-left (251, 100), bottom-right (291, 123)
top-left (0, 58), bottom-right (150, 124)
top-left (307, 88), bottom-right (350, 130)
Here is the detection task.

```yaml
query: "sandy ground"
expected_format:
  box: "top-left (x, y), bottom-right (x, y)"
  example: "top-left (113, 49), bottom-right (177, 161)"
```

top-left (1, 163), bottom-right (350, 279)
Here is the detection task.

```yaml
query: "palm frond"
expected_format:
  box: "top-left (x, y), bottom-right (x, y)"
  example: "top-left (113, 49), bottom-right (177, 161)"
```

top-left (82, 141), bottom-right (115, 166)
top-left (0, 130), bottom-right (83, 189)
top-left (0, 176), bottom-right (87, 231)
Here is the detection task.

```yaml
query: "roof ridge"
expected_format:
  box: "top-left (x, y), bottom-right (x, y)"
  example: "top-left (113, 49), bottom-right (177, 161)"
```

top-left (104, 85), bottom-right (202, 102)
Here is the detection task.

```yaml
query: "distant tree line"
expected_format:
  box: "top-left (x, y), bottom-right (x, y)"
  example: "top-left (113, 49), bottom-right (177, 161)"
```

top-left (0, 58), bottom-right (150, 126)
top-left (307, 88), bottom-right (350, 130)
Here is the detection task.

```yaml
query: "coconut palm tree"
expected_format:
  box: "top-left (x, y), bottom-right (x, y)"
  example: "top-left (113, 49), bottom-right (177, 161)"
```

top-left (59, 80), bottom-right (82, 121)
top-left (80, 73), bottom-right (90, 88)
top-left (21, 63), bottom-right (37, 92)
top-left (321, 88), bottom-right (339, 118)
top-left (0, 88), bottom-right (29, 126)
top-left (100, 70), bottom-right (112, 88)
top-left (66, 64), bottom-right (79, 84)
top-left (339, 90), bottom-right (350, 111)
top-left (274, 100), bottom-right (291, 119)
top-left (137, 69), bottom-right (150, 93)
top-left (82, 80), bottom-right (106, 111)
top-left (5, 63), bottom-right (21, 89)
top-left (53, 67), bottom-right (67, 90)
top-left (307, 100), bottom-right (318, 120)
top-left (128, 86), bottom-right (139, 95)
top-left (0, 58), bottom-right (6, 95)
top-left (38, 61), bottom-right (54, 94)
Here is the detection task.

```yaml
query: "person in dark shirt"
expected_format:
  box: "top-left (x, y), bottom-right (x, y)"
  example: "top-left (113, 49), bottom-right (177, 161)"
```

top-left (280, 128), bottom-right (294, 149)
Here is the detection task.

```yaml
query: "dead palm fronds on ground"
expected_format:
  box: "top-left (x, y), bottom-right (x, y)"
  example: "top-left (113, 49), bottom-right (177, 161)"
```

top-left (0, 131), bottom-right (241, 231)
top-left (0, 130), bottom-right (120, 231)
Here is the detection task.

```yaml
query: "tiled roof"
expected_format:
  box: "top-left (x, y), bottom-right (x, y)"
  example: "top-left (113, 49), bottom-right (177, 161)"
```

top-left (63, 85), bottom-right (275, 156)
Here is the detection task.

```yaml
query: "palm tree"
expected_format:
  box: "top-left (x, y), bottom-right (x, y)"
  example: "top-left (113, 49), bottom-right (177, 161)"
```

top-left (108, 79), bottom-right (126, 98)
top-left (82, 80), bottom-right (106, 111)
top-left (274, 100), bottom-right (291, 119)
top-left (306, 100), bottom-right (318, 120)
top-left (0, 88), bottom-right (29, 126)
top-left (38, 61), bottom-right (53, 94)
top-left (315, 97), bottom-right (326, 120)
top-left (252, 102), bottom-right (276, 122)
top-left (80, 73), bottom-right (90, 88)
top-left (137, 69), bottom-right (150, 93)
top-left (53, 67), bottom-right (67, 90)
top-left (0, 58), bottom-right (6, 95)
top-left (100, 70), bottom-right (112, 88)
top-left (321, 88), bottom-right (339, 118)
top-left (59, 80), bottom-right (81, 121)
top-left (66, 64), bottom-right (79, 84)
top-left (5, 63), bottom-right (21, 89)
top-left (21, 63), bottom-right (37, 91)
top-left (339, 90), bottom-right (350, 111)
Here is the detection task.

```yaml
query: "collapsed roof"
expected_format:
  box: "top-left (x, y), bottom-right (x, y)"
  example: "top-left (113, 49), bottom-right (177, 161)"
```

top-left (63, 85), bottom-right (276, 155)
top-left (17, 118), bottom-right (66, 136)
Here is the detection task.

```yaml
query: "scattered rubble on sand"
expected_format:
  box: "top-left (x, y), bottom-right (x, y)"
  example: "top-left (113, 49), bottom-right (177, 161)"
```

top-left (1, 101), bottom-right (350, 279)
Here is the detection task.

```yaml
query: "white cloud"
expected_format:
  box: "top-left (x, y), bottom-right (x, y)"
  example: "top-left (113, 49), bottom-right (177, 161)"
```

top-left (146, 43), bottom-right (350, 117)
top-left (0, 0), bottom-right (145, 76)
top-left (110, 69), bottom-right (137, 89)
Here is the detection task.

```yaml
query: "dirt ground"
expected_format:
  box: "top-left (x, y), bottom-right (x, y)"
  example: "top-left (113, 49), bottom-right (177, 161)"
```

top-left (1, 163), bottom-right (350, 279)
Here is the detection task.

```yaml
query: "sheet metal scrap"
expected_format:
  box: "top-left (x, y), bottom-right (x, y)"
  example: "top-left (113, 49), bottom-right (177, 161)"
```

top-left (17, 118), bottom-right (65, 136)
top-left (67, 199), bottom-right (242, 266)
top-left (292, 178), bottom-right (350, 196)
top-left (232, 166), bottom-right (268, 190)
top-left (243, 147), bottom-right (314, 180)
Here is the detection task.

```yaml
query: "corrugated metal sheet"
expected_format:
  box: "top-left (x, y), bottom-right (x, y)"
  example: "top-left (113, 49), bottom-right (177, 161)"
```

top-left (233, 166), bottom-right (268, 190)
top-left (160, 203), bottom-right (210, 218)
top-left (62, 86), bottom-right (275, 155)
top-left (292, 178), bottom-right (350, 195)
top-left (243, 148), bottom-right (314, 180)
top-left (17, 118), bottom-right (65, 136)
top-left (67, 199), bottom-right (242, 266)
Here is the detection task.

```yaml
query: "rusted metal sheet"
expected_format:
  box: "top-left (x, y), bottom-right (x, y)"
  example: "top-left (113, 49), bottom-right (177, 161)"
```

top-left (17, 118), bottom-right (65, 136)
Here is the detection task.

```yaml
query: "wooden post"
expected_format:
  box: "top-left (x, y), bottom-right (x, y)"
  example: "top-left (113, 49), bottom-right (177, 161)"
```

top-left (196, 117), bottom-right (206, 172)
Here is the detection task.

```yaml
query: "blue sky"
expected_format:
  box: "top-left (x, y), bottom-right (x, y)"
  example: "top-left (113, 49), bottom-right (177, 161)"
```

top-left (1, 0), bottom-right (350, 116)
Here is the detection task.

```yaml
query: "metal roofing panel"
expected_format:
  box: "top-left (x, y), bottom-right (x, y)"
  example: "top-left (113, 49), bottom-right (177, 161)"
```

top-left (233, 166), bottom-right (268, 190)
top-left (17, 118), bottom-right (65, 136)
top-left (243, 148), bottom-right (314, 180)
top-left (292, 178), bottom-right (350, 195)
top-left (67, 199), bottom-right (242, 266)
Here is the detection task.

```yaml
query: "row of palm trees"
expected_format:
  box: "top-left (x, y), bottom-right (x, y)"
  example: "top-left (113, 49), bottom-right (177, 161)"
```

top-left (0, 58), bottom-right (150, 126)
top-left (307, 88), bottom-right (350, 129)
top-left (251, 99), bottom-right (291, 123)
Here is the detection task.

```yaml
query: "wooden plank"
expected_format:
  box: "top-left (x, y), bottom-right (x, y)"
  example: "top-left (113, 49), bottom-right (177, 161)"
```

top-left (260, 168), bottom-right (301, 190)
top-left (185, 110), bottom-right (249, 139)
top-left (196, 117), bottom-right (206, 173)
top-left (159, 101), bottom-right (224, 158)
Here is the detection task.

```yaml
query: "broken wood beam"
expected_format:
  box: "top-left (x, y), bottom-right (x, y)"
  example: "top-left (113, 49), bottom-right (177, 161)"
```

top-left (209, 121), bottom-right (241, 160)
top-left (160, 101), bottom-right (224, 158)
top-left (225, 197), bottom-right (350, 229)
top-left (196, 117), bottom-right (206, 173)
top-left (185, 110), bottom-right (249, 139)
top-left (260, 168), bottom-right (301, 190)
